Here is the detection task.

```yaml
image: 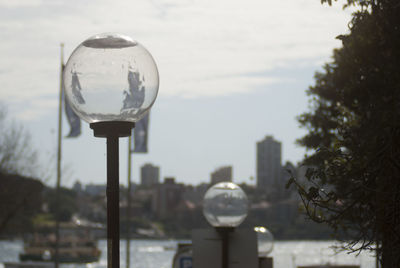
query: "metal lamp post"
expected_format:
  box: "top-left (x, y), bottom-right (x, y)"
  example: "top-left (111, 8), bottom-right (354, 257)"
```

top-left (63, 33), bottom-right (159, 268)
top-left (202, 182), bottom-right (249, 268)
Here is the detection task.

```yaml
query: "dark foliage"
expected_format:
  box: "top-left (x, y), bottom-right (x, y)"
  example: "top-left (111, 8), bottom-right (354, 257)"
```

top-left (0, 106), bottom-right (39, 177)
top-left (0, 173), bottom-right (44, 235)
top-left (287, 0), bottom-right (400, 266)
top-left (45, 187), bottom-right (77, 222)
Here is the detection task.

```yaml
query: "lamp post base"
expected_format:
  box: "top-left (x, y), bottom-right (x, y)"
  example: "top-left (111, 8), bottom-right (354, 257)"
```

top-left (90, 121), bottom-right (135, 138)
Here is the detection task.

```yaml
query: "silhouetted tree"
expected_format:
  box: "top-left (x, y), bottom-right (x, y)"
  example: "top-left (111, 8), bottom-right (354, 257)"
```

top-left (0, 173), bottom-right (44, 234)
top-left (287, 0), bottom-right (400, 266)
top-left (0, 104), bottom-right (44, 233)
top-left (46, 187), bottom-right (77, 222)
top-left (0, 105), bottom-right (39, 177)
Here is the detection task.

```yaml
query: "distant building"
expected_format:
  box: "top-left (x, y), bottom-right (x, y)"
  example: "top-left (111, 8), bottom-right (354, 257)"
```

top-left (210, 166), bottom-right (232, 185)
top-left (256, 135), bottom-right (282, 191)
top-left (141, 163), bottom-right (160, 186)
top-left (182, 183), bottom-right (209, 204)
top-left (85, 184), bottom-right (106, 196)
top-left (72, 180), bottom-right (83, 193)
top-left (152, 177), bottom-right (184, 219)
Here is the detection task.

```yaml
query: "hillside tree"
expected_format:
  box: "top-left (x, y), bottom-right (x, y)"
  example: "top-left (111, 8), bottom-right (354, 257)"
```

top-left (0, 105), bottom-right (39, 177)
top-left (0, 104), bottom-right (43, 233)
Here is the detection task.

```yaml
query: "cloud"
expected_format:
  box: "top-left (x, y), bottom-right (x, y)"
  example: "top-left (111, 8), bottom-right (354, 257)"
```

top-left (0, 0), bottom-right (44, 8)
top-left (0, 0), bottom-right (352, 121)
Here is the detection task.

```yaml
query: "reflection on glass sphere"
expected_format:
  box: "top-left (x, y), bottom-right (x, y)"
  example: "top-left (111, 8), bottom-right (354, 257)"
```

top-left (254, 226), bottom-right (274, 256)
top-left (63, 33), bottom-right (159, 123)
top-left (203, 182), bottom-right (248, 227)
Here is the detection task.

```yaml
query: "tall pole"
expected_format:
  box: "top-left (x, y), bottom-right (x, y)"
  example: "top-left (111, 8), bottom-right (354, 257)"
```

top-left (221, 231), bottom-right (228, 268)
top-left (126, 137), bottom-right (132, 268)
top-left (107, 135), bottom-right (120, 268)
top-left (216, 227), bottom-right (234, 268)
top-left (54, 43), bottom-right (64, 268)
top-left (90, 121), bottom-right (134, 268)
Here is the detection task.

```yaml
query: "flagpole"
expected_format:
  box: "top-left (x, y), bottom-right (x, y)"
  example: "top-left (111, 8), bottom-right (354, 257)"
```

top-left (126, 135), bottom-right (132, 268)
top-left (54, 43), bottom-right (64, 268)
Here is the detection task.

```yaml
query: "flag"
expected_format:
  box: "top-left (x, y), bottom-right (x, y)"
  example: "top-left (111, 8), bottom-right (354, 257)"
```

top-left (62, 64), bottom-right (81, 137)
top-left (133, 113), bottom-right (149, 153)
top-left (64, 96), bottom-right (81, 137)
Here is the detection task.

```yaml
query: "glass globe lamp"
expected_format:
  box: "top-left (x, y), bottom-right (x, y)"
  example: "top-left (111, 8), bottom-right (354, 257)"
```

top-left (254, 226), bottom-right (274, 256)
top-left (203, 182), bottom-right (248, 228)
top-left (63, 33), bottom-right (159, 123)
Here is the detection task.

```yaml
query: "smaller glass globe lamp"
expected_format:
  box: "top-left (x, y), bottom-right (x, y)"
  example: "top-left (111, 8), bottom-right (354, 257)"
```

top-left (203, 182), bottom-right (249, 228)
top-left (254, 226), bottom-right (274, 257)
top-left (203, 182), bottom-right (248, 268)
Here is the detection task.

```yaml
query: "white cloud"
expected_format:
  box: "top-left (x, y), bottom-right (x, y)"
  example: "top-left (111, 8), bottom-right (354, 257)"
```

top-left (0, 0), bottom-right (44, 8)
top-left (0, 0), bottom-right (352, 121)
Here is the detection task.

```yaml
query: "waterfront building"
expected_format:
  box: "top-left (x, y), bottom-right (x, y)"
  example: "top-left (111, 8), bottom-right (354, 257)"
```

top-left (210, 166), bottom-right (232, 185)
top-left (152, 177), bottom-right (184, 219)
top-left (72, 180), bottom-right (83, 193)
top-left (141, 163), bottom-right (160, 186)
top-left (256, 135), bottom-right (282, 192)
top-left (85, 184), bottom-right (106, 196)
top-left (182, 183), bottom-right (209, 204)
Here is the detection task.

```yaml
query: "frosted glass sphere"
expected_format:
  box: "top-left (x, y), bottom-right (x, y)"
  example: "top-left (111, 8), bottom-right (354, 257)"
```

top-left (203, 182), bottom-right (248, 227)
top-left (63, 33), bottom-right (159, 123)
top-left (254, 226), bottom-right (274, 256)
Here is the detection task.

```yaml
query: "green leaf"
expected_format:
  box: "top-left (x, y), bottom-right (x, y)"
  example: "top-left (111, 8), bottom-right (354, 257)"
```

top-left (285, 177), bottom-right (295, 189)
top-left (307, 187), bottom-right (320, 200)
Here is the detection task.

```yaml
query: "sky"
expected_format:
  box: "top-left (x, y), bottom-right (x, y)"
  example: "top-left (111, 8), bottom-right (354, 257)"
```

top-left (0, 0), bottom-right (353, 187)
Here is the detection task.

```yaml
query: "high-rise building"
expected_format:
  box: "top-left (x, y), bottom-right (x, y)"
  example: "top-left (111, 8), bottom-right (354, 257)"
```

top-left (210, 166), bottom-right (232, 185)
top-left (256, 136), bottom-right (282, 191)
top-left (141, 163), bottom-right (160, 186)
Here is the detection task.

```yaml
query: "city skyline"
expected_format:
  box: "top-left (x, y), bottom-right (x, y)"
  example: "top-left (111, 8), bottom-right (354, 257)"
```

top-left (74, 134), bottom-right (296, 190)
top-left (0, 0), bottom-right (353, 187)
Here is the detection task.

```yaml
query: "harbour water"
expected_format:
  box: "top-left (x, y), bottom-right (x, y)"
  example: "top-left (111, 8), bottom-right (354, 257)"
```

top-left (0, 239), bottom-right (376, 268)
